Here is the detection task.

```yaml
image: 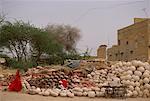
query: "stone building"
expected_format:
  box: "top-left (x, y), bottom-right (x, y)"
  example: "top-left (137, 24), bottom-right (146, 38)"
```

top-left (107, 18), bottom-right (150, 62)
top-left (97, 45), bottom-right (107, 60)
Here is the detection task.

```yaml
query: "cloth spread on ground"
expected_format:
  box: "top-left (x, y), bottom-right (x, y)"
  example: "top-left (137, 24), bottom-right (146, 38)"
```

top-left (61, 79), bottom-right (68, 88)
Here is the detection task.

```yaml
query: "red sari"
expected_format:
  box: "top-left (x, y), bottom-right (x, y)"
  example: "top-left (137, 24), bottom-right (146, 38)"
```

top-left (8, 70), bottom-right (22, 92)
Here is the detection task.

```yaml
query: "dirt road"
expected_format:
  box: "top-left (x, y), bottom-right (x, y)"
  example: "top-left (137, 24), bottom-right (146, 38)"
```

top-left (1, 91), bottom-right (150, 101)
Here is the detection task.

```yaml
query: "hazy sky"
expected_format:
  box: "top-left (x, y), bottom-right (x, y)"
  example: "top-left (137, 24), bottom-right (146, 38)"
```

top-left (0, 0), bottom-right (150, 55)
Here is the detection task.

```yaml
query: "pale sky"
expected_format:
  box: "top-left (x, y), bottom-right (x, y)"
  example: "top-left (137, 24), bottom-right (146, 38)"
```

top-left (0, 0), bottom-right (150, 55)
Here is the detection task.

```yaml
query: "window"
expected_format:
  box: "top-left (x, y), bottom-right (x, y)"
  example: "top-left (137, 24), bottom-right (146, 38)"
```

top-left (118, 40), bottom-right (120, 45)
top-left (115, 53), bottom-right (118, 57)
top-left (126, 41), bottom-right (128, 45)
top-left (135, 39), bottom-right (137, 42)
top-left (130, 50), bottom-right (133, 54)
top-left (121, 52), bottom-right (124, 56)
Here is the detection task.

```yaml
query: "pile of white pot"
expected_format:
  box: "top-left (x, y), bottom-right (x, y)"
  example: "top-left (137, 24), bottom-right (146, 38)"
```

top-left (117, 60), bottom-right (150, 97)
top-left (85, 60), bottom-right (150, 98)
top-left (72, 86), bottom-right (106, 98)
top-left (23, 79), bottom-right (74, 97)
top-left (23, 79), bottom-right (105, 98)
top-left (22, 60), bottom-right (150, 98)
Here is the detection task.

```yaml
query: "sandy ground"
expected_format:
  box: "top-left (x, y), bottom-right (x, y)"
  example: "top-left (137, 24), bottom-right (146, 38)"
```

top-left (0, 91), bottom-right (150, 101)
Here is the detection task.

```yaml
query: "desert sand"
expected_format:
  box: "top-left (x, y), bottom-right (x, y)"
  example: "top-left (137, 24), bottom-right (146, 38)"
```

top-left (0, 91), bottom-right (150, 101)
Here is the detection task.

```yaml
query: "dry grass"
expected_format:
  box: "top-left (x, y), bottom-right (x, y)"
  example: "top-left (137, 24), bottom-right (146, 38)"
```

top-left (0, 65), bottom-right (17, 75)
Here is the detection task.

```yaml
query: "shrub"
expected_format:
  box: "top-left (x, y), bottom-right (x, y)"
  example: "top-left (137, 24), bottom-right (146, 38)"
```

top-left (6, 58), bottom-right (37, 71)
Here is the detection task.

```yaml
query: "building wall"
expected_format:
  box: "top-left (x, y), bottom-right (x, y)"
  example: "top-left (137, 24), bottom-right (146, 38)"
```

top-left (148, 20), bottom-right (150, 61)
top-left (107, 45), bottom-right (119, 61)
top-left (97, 45), bottom-right (107, 60)
top-left (134, 18), bottom-right (148, 23)
top-left (107, 19), bottom-right (150, 62)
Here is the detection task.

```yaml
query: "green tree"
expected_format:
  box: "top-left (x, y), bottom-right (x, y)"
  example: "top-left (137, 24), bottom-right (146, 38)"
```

top-left (0, 14), bottom-right (5, 56)
top-left (0, 14), bottom-right (5, 25)
top-left (0, 21), bottom-right (32, 61)
top-left (30, 29), bottom-right (64, 64)
top-left (0, 20), bottom-right (65, 68)
top-left (0, 21), bottom-right (38, 69)
top-left (0, 20), bottom-right (81, 69)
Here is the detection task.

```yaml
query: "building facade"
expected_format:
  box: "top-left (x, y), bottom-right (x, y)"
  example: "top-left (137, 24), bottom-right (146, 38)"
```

top-left (107, 18), bottom-right (150, 62)
top-left (97, 45), bottom-right (107, 60)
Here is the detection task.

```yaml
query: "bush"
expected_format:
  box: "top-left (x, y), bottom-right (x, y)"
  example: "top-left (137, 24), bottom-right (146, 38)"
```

top-left (65, 52), bottom-right (81, 60)
top-left (6, 58), bottom-right (37, 71)
top-left (0, 54), bottom-right (9, 58)
top-left (48, 55), bottom-right (64, 65)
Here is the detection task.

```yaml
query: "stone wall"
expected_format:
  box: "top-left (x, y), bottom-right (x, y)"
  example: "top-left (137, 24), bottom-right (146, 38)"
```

top-left (107, 19), bottom-right (150, 62)
top-left (97, 45), bottom-right (107, 60)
